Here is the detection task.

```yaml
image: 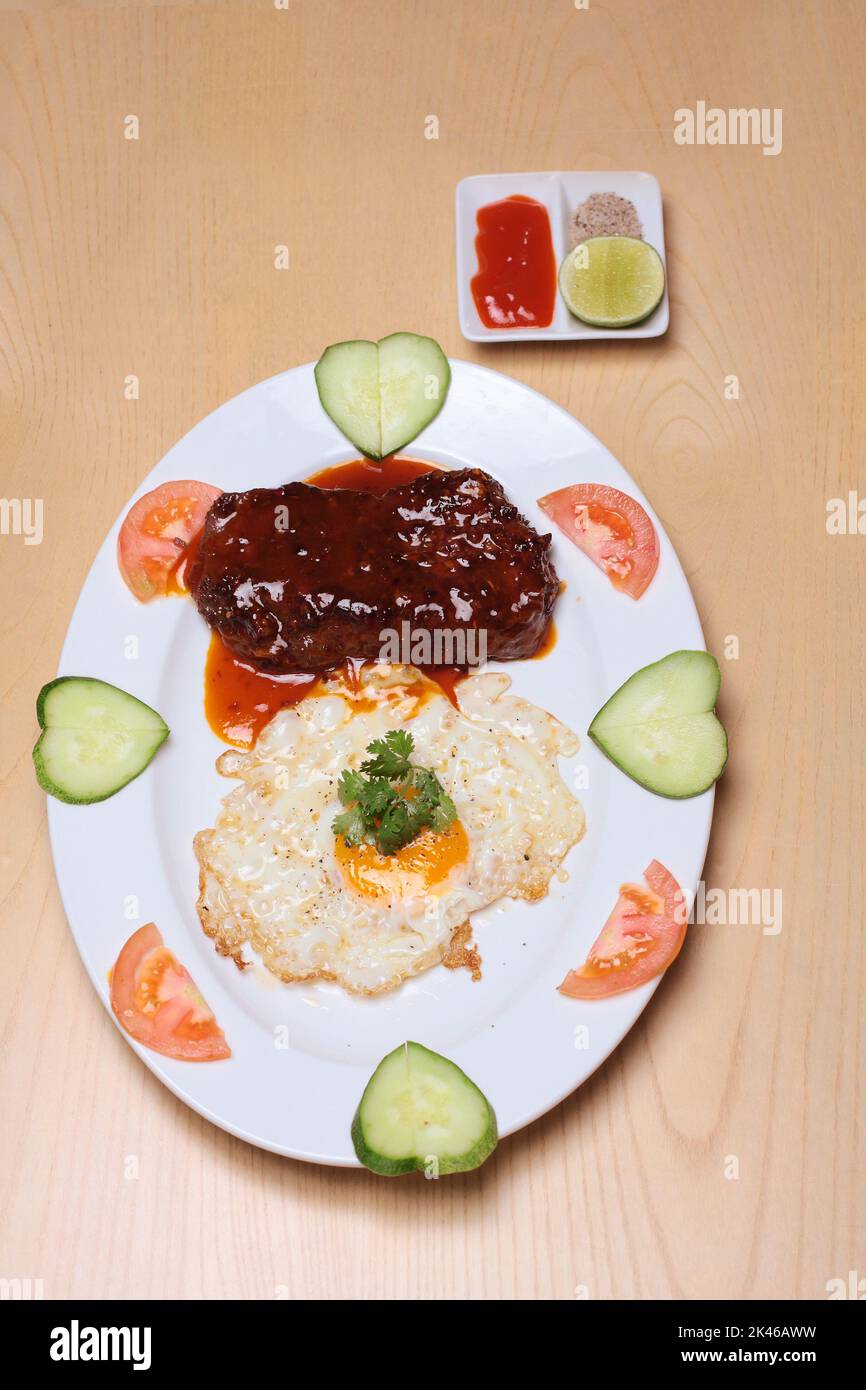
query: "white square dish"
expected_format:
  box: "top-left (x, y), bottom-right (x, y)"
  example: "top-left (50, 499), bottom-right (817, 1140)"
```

top-left (455, 170), bottom-right (669, 343)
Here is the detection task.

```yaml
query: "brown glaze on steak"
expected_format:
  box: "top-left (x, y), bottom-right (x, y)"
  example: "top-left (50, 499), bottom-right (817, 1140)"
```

top-left (187, 467), bottom-right (558, 672)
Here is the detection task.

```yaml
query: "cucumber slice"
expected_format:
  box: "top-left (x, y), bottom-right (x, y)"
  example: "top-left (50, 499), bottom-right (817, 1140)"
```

top-left (378, 332), bottom-right (451, 457)
top-left (33, 677), bottom-right (169, 804)
top-left (589, 650), bottom-right (727, 798)
top-left (314, 339), bottom-right (382, 459)
top-left (352, 1041), bottom-right (497, 1176)
top-left (314, 333), bottom-right (451, 460)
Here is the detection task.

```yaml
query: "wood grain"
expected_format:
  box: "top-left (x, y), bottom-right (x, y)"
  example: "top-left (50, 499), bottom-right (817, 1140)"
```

top-left (1, 0), bottom-right (863, 1300)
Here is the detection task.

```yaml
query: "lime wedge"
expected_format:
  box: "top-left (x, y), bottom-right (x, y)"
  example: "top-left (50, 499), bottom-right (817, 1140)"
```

top-left (559, 236), bottom-right (665, 328)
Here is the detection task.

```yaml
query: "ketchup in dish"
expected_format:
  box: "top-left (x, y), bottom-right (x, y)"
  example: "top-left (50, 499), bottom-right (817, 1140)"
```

top-left (470, 195), bottom-right (557, 329)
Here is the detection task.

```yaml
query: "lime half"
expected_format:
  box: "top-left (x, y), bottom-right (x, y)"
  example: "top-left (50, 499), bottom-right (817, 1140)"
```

top-left (559, 236), bottom-right (665, 328)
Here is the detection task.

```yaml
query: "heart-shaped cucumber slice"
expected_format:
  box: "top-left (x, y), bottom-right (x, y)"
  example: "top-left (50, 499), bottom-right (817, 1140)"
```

top-left (314, 333), bottom-right (450, 460)
top-left (589, 650), bottom-right (728, 798)
top-left (352, 1041), bottom-right (497, 1176)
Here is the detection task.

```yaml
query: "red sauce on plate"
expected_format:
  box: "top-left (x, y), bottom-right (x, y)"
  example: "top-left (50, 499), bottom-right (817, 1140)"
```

top-left (165, 527), bottom-right (203, 597)
top-left (204, 635), bottom-right (319, 748)
top-left (307, 455), bottom-right (436, 492)
top-left (203, 458), bottom-right (469, 746)
top-left (532, 619), bottom-right (557, 659)
top-left (471, 195), bottom-right (557, 329)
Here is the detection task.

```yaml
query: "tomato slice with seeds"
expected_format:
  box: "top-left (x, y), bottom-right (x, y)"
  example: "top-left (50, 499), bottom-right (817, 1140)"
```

top-left (558, 860), bottom-right (687, 999)
top-left (110, 922), bottom-right (231, 1060)
top-left (118, 480), bottom-right (221, 601)
top-left (538, 483), bottom-right (659, 599)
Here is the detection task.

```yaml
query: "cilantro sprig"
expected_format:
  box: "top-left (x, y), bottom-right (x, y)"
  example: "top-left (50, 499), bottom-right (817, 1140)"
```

top-left (332, 730), bottom-right (457, 856)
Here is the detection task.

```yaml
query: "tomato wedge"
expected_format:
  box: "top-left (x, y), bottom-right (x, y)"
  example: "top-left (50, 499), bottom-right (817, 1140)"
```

top-left (558, 860), bottom-right (687, 999)
top-left (110, 922), bottom-right (231, 1060)
top-left (118, 480), bottom-right (221, 601)
top-left (537, 483), bottom-right (659, 599)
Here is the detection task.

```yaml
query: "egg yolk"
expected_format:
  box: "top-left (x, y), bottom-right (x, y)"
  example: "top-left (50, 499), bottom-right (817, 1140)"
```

top-left (335, 821), bottom-right (469, 900)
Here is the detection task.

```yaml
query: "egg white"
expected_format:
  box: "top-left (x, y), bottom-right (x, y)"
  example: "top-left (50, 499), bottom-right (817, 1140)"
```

top-left (194, 664), bottom-right (585, 995)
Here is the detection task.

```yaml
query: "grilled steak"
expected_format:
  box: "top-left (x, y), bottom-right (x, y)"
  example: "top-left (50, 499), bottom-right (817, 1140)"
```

top-left (188, 467), bottom-right (558, 672)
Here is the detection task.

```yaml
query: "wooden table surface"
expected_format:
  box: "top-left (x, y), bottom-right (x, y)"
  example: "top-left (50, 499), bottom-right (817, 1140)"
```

top-left (1, 0), bottom-right (863, 1302)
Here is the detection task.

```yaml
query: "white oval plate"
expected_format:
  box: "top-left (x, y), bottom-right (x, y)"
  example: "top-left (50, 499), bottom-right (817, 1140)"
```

top-left (48, 360), bottom-right (712, 1166)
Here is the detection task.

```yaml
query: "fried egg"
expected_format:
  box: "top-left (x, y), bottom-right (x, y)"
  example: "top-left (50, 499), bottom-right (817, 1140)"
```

top-left (194, 664), bottom-right (585, 995)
